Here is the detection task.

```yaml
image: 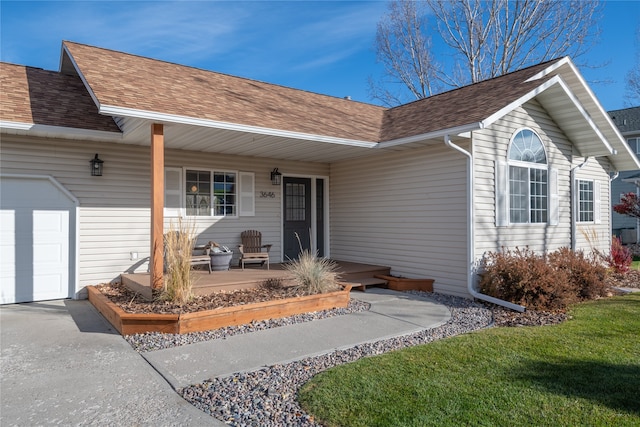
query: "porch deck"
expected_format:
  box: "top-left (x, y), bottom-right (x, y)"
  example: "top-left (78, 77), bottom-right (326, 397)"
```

top-left (120, 260), bottom-right (391, 297)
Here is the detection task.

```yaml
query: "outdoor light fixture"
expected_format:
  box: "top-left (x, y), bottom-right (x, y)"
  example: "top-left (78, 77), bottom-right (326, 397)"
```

top-left (270, 168), bottom-right (282, 185)
top-left (90, 153), bottom-right (104, 176)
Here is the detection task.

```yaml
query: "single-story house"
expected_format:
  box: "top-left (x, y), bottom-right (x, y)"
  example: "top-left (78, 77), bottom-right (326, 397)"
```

top-left (1, 41), bottom-right (639, 305)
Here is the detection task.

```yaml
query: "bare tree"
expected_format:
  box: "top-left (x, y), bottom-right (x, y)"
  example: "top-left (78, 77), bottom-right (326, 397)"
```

top-left (370, 0), bottom-right (602, 105)
top-left (369, 0), bottom-right (441, 106)
top-left (626, 26), bottom-right (640, 105)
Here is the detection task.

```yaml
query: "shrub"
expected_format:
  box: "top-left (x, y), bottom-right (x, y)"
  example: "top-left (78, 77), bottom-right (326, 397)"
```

top-left (548, 247), bottom-right (607, 300)
top-left (479, 247), bottom-right (575, 311)
top-left (604, 237), bottom-right (632, 273)
top-left (162, 219), bottom-right (196, 305)
top-left (284, 250), bottom-right (341, 295)
top-left (479, 246), bottom-right (608, 311)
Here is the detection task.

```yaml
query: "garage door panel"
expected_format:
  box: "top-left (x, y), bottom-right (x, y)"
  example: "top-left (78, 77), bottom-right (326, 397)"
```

top-left (0, 176), bottom-right (75, 304)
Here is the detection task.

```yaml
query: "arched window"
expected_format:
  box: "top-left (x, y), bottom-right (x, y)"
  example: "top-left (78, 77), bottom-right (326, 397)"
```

top-left (507, 129), bottom-right (548, 223)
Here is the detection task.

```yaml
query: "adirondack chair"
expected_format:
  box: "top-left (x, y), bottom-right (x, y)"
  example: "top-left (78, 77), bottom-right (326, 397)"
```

top-left (238, 230), bottom-right (272, 270)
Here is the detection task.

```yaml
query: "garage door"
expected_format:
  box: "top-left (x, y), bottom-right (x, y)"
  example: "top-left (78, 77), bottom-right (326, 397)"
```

top-left (1, 175), bottom-right (77, 304)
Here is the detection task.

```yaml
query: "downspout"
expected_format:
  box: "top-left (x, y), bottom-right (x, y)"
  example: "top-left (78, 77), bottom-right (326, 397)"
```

top-left (609, 171), bottom-right (619, 245)
top-left (570, 157), bottom-right (592, 251)
top-left (444, 135), bottom-right (526, 312)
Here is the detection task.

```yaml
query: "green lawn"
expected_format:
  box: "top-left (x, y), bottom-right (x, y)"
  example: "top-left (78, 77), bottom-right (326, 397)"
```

top-left (299, 294), bottom-right (640, 427)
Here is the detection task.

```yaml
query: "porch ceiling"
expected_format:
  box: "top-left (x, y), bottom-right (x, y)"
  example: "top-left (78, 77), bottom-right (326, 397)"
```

top-left (114, 116), bottom-right (379, 163)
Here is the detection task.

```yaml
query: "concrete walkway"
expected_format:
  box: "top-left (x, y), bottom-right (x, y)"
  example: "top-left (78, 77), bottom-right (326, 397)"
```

top-left (144, 289), bottom-right (451, 389)
top-left (1, 289), bottom-right (450, 426)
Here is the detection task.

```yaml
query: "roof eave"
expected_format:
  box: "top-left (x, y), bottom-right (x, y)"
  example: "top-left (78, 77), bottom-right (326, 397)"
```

top-left (0, 120), bottom-right (123, 141)
top-left (99, 104), bottom-right (378, 148)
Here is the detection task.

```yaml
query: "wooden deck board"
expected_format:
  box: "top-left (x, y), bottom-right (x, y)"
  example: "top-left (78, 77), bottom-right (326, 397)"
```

top-left (121, 260), bottom-right (391, 295)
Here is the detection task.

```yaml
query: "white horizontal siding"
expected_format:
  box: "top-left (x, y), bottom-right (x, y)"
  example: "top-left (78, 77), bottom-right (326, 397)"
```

top-left (574, 157), bottom-right (612, 254)
top-left (331, 143), bottom-right (469, 297)
top-left (0, 135), bottom-right (329, 290)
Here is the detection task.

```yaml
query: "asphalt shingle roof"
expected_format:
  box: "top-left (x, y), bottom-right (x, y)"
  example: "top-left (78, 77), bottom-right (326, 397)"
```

top-left (1, 41), bottom-right (562, 143)
top-left (0, 62), bottom-right (120, 133)
top-left (609, 107), bottom-right (640, 134)
top-left (62, 41), bottom-right (386, 142)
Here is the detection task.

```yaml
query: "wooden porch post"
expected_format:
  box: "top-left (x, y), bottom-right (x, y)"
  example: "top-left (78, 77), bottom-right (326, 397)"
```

top-left (150, 123), bottom-right (164, 289)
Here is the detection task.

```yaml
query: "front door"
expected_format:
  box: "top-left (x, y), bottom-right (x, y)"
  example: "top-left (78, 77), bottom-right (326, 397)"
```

top-left (283, 177), bottom-right (312, 260)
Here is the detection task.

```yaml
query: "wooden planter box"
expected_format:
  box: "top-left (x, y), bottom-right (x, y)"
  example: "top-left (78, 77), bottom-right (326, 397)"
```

top-left (87, 284), bottom-right (352, 335)
top-left (374, 275), bottom-right (434, 292)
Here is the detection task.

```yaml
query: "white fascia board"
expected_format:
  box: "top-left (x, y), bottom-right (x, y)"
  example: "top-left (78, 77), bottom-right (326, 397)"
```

top-left (524, 57), bottom-right (571, 82)
top-left (482, 76), bottom-right (563, 127)
top-left (0, 120), bottom-right (122, 140)
top-left (61, 44), bottom-right (102, 112)
top-left (377, 122), bottom-right (482, 149)
top-left (98, 104), bottom-right (378, 148)
top-left (483, 76), bottom-right (615, 157)
top-left (536, 57), bottom-right (633, 160)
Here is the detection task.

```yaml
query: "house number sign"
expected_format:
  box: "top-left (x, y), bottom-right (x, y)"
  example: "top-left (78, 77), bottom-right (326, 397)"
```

top-left (260, 191), bottom-right (276, 198)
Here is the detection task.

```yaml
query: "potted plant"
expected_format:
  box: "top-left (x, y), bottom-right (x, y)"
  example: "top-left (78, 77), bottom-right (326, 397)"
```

top-left (206, 241), bottom-right (233, 271)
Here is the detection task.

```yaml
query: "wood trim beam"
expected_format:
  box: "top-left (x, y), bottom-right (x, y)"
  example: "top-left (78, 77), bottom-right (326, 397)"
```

top-left (150, 123), bottom-right (164, 289)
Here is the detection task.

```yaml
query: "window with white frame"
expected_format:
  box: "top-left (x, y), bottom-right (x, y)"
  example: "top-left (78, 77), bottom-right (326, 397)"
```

top-left (164, 168), bottom-right (254, 218)
top-left (577, 179), bottom-right (594, 222)
top-left (185, 169), bottom-right (237, 216)
top-left (508, 129), bottom-right (548, 223)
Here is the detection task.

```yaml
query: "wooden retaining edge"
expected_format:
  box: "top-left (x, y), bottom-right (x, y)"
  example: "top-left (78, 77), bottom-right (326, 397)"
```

top-left (87, 284), bottom-right (352, 335)
top-left (88, 286), bottom-right (179, 334)
top-left (373, 275), bottom-right (434, 292)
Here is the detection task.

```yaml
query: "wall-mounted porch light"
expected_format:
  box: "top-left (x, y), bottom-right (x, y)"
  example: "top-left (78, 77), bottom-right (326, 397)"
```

top-left (90, 154), bottom-right (104, 176)
top-left (270, 168), bottom-right (282, 185)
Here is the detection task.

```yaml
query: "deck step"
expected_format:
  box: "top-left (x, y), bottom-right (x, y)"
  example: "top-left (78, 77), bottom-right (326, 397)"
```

top-left (350, 277), bottom-right (389, 292)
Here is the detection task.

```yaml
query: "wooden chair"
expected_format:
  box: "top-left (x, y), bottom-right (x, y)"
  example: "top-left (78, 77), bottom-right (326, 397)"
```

top-left (238, 230), bottom-right (272, 270)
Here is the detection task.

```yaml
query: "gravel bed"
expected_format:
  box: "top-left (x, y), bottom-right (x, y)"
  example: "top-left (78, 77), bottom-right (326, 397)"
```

top-left (124, 299), bottom-right (371, 353)
top-left (179, 292), bottom-right (492, 427)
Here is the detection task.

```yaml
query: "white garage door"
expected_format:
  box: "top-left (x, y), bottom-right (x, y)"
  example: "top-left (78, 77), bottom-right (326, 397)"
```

top-left (1, 176), bottom-right (77, 304)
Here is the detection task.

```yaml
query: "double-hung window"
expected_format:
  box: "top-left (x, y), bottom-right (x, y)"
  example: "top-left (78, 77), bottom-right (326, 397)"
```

top-left (577, 180), bottom-right (594, 222)
top-left (508, 129), bottom-right (549, 224)
top-left (496, 128), bottom-right (558, 227)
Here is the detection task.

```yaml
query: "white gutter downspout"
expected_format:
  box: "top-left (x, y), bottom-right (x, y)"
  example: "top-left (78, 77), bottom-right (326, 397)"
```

top-left (444, 135), bottom-right (526, 312)
top-left (571, 157), bottom-right (592, 251)
top-left (609, 170), bottom-right (620, 245)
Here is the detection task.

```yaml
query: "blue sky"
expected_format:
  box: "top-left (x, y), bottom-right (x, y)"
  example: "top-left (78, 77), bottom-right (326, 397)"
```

top-left (1, 1), bottom-right (638, 110)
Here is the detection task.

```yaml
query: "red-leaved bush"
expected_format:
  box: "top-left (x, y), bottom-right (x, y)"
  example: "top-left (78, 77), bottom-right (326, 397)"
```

top-left (613, 192), bottom-right (640, 219)
top-left (604, 237), bottom-right (632, 273)
top-left (479, 246), bottom-right (608, 311)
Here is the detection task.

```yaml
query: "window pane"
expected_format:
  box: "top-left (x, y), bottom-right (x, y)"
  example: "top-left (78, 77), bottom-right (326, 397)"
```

top-left (213, 172), bottom-right (236, 216)
top-left (286, 183), bottom-right (306, 221)
top-left (509, 129), bottom-right (547, 164)
top-left (578, 180), bottom-right (594, 222)
top-left (186, 170), bottom-right (210, 216)
top-left (509, 166), bottom-right (528, 223)
top-left (530, 169), bottom-right (548, 223)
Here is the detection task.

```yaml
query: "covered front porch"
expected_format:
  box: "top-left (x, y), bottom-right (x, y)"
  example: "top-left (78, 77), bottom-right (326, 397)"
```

top-left (121, 260), bottom-right (392, 297)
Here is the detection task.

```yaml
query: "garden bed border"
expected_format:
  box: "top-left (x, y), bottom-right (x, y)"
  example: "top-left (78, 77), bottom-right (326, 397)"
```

top-left (87, 284), bottom-right (353, 335)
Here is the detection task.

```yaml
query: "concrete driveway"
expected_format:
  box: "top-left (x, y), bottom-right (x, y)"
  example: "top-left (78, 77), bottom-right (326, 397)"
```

top-left (0, 299), bottom-right (222, 426)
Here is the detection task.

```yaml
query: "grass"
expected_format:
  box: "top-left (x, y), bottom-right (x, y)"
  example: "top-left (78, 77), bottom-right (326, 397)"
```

top-left (298, 294), bottom-right (640, 426)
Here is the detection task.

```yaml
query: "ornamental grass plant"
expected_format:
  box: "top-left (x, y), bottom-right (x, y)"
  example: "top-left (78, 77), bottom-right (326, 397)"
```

top-left (162, 218), bottom-right (196, 305)
top-left (284, 233), bottom-right (340, 295)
